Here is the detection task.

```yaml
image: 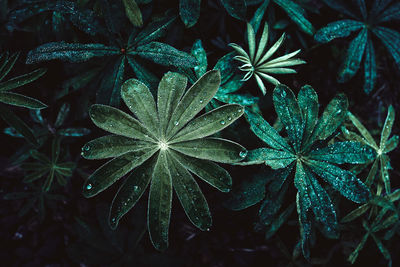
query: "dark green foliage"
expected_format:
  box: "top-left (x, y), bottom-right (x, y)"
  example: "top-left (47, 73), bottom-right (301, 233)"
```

top-left (234, 84), bottom-right (374, 258)
top-left (26, 14), bottom-right (197, 106)
top-left (315, 0), bottom-right (400, 94)
top-left (0, 52), bottom-right (46, 145)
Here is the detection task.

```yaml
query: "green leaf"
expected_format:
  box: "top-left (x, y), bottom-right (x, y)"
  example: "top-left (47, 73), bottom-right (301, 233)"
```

top-left (96, 57), bottom-right (125, 107)
top-left (126, 56), bottom-right (158, 90)
top-left (171, 137), bottom-right (246, 163)
top-left (168, 154), bottom-right (212, 230)
top-left (244, 109), bottom-right (292, 152)
top-left (148, 151), bottom-right (172, 251)
top-left (89, 104), bottom-right (155, 141)
top-left (373, 26), bottom-right (400, 69)
top-left (265, 203), bottom-right (295, 239)
top-left (82, 148), bottom-right (157, 198)
top-left (363, 37), bottom-right (376, 94)
top-left (303, 165), bottom-right (338, 236)
top-left (314, 20), bottom-right (364, 43)
top-left (297, 85), bottom-right (318, 147)
top-left (0, 68), bottom-right (46, 92)
top-left (26, 42), bottom-right (119, 64)
top-left (171, 104), bottom-right (244, 142)
top-left (307, 159), bottom-right (371, 203)
top-left (273, 0), bottom-right (314, 35)
top-left (0, 92), bottom-right (47, 109)
top-left (273, 84), bottom-right (304, 152)
top-left (384, 135), bottom-right (399, 153)
top-left (122, 0), bottom-right (143, 27)
top-left (341, 203), bottom-right (369, 223)
top-left (220, 0), bottom-right (247, 20)
top-left (166, 70), bottom-right (220, 138)
top-left (310, 93), bottom-right (348, 142)
top-left (238, 148), bottom-right (295, 169)
top-left (191, 39), bottom-right (207, 77)
top-left (380, 105), bottom-right (395, 151)
top-left (58, 128), bottom-right (91, 137)
top-left (347, 111), bottom-right (377, 149)
top-left (296, 192), bottom-right (312, 260)
top-left (180, 0), bottom-right (201, 28)
top-left (121, 78), bottom-right (159, 134)
top-left (130, 16), bottom-right (176, 47)
top-left (321, 0), bottom-right (357, 19)
top-left (213, 52), bottom-right (236, 84)
top-left (250, 0), bottom-right (270, 34)
top-left (0, 52), bottom-right (19, 82)
top-left (0, 105), bottom-right (37, 145)
top-left (109, 157), bottom-right (156, 229)
top-left (214, 92), bottom-right (258, 106)
top-left (309, 141), bottom-right (376, 164)
top-left (380, 155), bottom-right (391, 193)
top-left (376, 2), bottom-right (400, 23)
top-left (157, 72), bottom-right (187, 136)
top-left (354, 0), bottom-right (367, 19)
top-left (338, 28), bottom-right (368, 83)
top-left (135, 42), bottom-right (198, 67)
top-left (170, 150), bottom-right (232, 192)
top-left (81, 135), bottom-right (153, 159)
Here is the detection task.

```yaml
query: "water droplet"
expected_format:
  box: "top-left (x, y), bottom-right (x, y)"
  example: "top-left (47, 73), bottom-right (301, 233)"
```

top-left (228, 117), bottom-right (232, 121)
top-left (133, 185), bottom-right (139, 192)
top-left (239, 151), bottom-right (247, 158)
top-left (206, 228), bottom-right (210, 232)
top-left (220, 120), bottom-right (226, 125)
top-left (336, 109), bottom-right (341, 115)
top-left (86, 184), bottom-right (92, 190)
top-left (237, 109), bottom-right (243, 113)
top-left (112, 218), bottom-right (116, 222)
top-left (281, 90), bottom-right (286, 97)
top-left (174, 121), bottom-right (179, 126)
top-left (83, 145), bottom-right (90, 151)
top-left (199, 99), bottom-right (203, 104)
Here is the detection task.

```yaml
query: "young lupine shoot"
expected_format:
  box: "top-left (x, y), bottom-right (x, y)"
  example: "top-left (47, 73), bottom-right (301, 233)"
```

top-left (230, 23), bottom-right (306, 95)
top-left (81, 70), bottom-right (246, 251)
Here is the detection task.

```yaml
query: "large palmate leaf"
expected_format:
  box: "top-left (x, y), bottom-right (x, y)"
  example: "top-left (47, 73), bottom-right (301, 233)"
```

top-left (315, 0), bottom-right (400, 94)
top-left (81, 70), bottom-right (246, 250)
top-left (234, 84), bottom-right (373, 258)
top-left (26, 15), bottom-right (197, 106)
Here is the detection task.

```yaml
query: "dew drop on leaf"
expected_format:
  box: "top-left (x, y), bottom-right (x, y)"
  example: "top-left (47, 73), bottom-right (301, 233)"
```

top-left (174, 121), bottom-right (179, 126)
top-left (86, 184), bottom-right (92, 190)
top-left (239, 151), bottom-right (247, 158)
top-left (220, 120), bottom-right (226, 125)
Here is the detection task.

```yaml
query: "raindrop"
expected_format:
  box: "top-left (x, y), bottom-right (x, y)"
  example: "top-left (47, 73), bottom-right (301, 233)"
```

top-left (86, 184), bottom-right (93, 190)
top-left (237, 109), bottom-right (243, 113)
top-left (174, 121), bottom-right (179, 126)
top-left (220, 120), bottom-right (226, 125)
top-left (133, 185), bottom-right (139, 192)
top-left (199, 99), bottom-right (204, 104)
top-left (206, 228), bottom-right (210, 232)
top-left (239, 151), bottom-right (247, 158)
top-left (228, 117), bottom-right (232, 121)
top-left (83, 145), bottom-right (90, 151)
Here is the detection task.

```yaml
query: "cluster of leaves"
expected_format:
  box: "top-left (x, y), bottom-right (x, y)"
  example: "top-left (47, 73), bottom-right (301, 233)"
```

top-left (1, 0), bottom-right (399, 266)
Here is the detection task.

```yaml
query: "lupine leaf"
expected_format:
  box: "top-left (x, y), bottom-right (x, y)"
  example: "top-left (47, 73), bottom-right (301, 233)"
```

top-left (220, 0), bottom-right (247, 20)
top-left (321, 0), bottom-right (357, 19)
top-left (380, 105), bottom-right (395, 151)
top-left (170, 137), bottom-right (246, 163)
top-left (363, 37), bottom-right (377, 94)
top-left (250, 0), bottom-right (270, 34)
top-left (171, 104), bottom-right (244, 142)
top-left (341, 203), bottom-right (369, 223)
top-left (81, 135), bottom-right (153, 159)
top-left (376, 2), bottom-right (400, 23)
top-left (373, 26), bottom-right (400, 69)
top-left (96, 57), bottom-right (125, 106)
top-left (148, 151), bottom-right (172, 251)
top-left (26, 42), bottom-right (119, 64)
top-left (130, 15), bottom-right (176, 47)
top-left (273, 0), bottom-right (315, 35)
top-left (384, 135), bottom-right (399, 153)
top-left (0, 53), bottom-right (19, 82)
top-left (297, 85), bottom-right (318, 146)
top-left (309, 141), bottom-right (376, 164)
top-left (135, 42), bottom-right (198, 68)
top-left (213, 52), bottom-right (236, 84)
top-left (0, 68), bottom-right (46, 92)
top-left (240, 148), bottom-right (295, 169)
top-left (307, 159), bottom-right (370, 203)
top-left (157, 72), bottom-right (187, 136)
top-left (0, 105), bottom-right (37, 145)
top-left (314, 20), bottom-right (364, 43)
top-left (168, 154), bottom-right (212, 230)
top-left (273, 84), bottom-right (303, 152)
top-left (166, 70), bottom-right (220, 138)
top-left (347, 111), bottom-right (377, 148)
top-left (126, 56), bottom-right (158, 90)
top-left (82, 148), bottom-right (157, 198)
top-left (180, 0), bottom-right (201, 28)
top-left (310, 93), bottom-right (348, 142)
top-left (170, 150), bottom-right (232, 192)
top-left (191, 40), bottom-right (207, 77)
top-left (245, 109), bottom-right (292, 152)
top-left (0, 92), bottom-right (47, 109)
top-left (122, 0), bottom-right (143, 27)
top-left (121, 78), bottom-right (159, 134)
top-left (89, 104), bottom-right (155, 141)
top-left (338, 28), bottom-right (367, 83)
top-left (109, 157), bottom-right (156, 229)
